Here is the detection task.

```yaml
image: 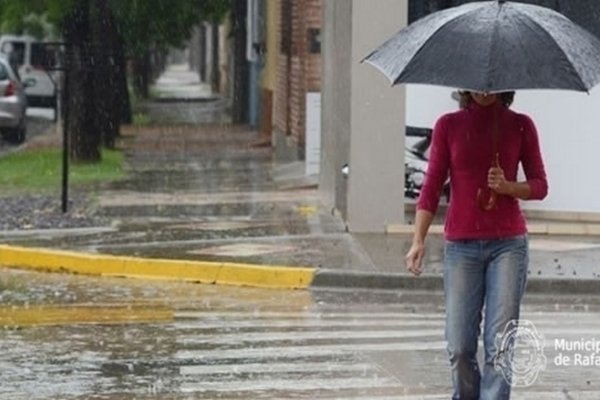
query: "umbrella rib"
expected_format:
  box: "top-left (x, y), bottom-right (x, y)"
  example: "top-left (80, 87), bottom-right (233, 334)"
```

top-left (391, 5), bottom-right (487, 87)
top-left (485, 6), bottom-right (503, 92)
top-left (362, 2), bottom-right (486, 85)
top-left (515, 10), bottom-right (588, 92)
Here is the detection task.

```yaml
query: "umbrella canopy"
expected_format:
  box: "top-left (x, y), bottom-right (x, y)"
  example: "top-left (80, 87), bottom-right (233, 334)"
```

top-left (363, 0), bottom-right (600, 92)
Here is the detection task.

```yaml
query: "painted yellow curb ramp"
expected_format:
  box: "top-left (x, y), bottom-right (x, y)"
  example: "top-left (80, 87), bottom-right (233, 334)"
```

top-left (0, 245), bottom-right (315, 289)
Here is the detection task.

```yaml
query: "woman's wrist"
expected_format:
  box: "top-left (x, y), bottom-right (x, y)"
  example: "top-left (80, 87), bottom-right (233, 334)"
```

top-left (501, 181), bottom-right (515, 196)
top-left (412, 236), bottom-right (425, 246)
top-left (500, 181), bottom-right (532, 200)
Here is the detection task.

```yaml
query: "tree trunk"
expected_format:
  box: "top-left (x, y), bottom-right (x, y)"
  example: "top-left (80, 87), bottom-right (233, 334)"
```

top-left (150, 48), bottom-right (166, 82)
top-left (91, 0), bottom-right (120, 149)
top-left (115, 33), bottom-right (132, 124)
top-left (132, 52), bottom-right (150, 99)
top-left (211, 23), bottom-right (220, 93)
top-left (64, 0), bottom-right (101, 163)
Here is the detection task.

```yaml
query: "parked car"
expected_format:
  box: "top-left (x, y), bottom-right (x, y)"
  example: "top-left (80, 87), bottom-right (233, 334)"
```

top-left (0, 54), bottom-right (33, 144)
top-left (0, 35), bottom-right (57, 109)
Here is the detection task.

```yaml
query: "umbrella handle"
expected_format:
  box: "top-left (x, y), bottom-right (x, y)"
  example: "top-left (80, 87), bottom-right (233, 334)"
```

top-left (477, 188), bottom-right (498, 211)
top-left (477, 153), bottom-right (501, 211)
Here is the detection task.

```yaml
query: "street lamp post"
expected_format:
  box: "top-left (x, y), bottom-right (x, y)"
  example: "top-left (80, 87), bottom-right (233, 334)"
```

top-left (41, 42), bottom-right (71, 213)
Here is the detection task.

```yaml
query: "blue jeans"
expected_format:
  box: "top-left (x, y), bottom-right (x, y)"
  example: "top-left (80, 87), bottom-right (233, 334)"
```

top-left (443, 235), bottom-right (528, 400)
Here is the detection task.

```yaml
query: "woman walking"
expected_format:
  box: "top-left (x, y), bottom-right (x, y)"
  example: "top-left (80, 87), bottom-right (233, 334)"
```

top-left (405, 91), bottom-right (548, 400)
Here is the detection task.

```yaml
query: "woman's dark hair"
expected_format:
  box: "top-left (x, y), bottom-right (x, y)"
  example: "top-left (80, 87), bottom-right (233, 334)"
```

top-left (457, 91), bottom-right (515, 108)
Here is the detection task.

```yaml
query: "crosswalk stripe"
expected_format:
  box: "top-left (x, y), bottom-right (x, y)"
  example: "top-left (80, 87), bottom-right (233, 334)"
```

top-left (172, 317), bottom-right (600, 331)
top-left (180, 377), bottom-right (402, 393)
top-left (177, 328), bottom-right (443, 345)
top-left (174, 311), bottom-right (445, 320)
top-left (180, 361), bottom-right (375, 375)
top-left (172, 319), bottom-right (445, 330)
top-left (176, 341), bottom-right (448, 361)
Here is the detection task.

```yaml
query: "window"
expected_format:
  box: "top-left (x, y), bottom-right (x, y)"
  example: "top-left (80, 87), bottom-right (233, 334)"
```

top-left (8, 41), bottom-right (25, 67)
top-left (0, 63), bottom-right (8, 81)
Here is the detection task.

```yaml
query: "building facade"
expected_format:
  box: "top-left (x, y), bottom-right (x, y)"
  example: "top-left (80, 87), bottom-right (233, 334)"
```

top-left (271, 0), bottom-right (322, 160)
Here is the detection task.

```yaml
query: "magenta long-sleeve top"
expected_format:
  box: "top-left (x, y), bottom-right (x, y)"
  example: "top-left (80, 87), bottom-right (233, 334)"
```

top-left (417, 101), bottom-right (548, 240)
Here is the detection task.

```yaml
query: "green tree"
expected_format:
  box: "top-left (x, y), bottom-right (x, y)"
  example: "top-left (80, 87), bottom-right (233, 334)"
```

top-left (0, 0), bottom-right (101, 162)
top-left (111, 0), bottom-right (231, 98)
top-left (0, 0), bottom-right (231, 161)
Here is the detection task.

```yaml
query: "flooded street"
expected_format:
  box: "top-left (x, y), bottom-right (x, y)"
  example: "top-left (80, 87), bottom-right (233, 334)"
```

top-left (2, 1), bottom-right (600, 399)
top-left (2, 69), bottom-right (600, 399)
top-left (1, 268), bottom-right (600, 399)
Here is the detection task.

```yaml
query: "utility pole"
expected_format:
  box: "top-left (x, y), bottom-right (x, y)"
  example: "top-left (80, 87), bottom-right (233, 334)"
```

top-left (231, 0), bottom-right (249, 123)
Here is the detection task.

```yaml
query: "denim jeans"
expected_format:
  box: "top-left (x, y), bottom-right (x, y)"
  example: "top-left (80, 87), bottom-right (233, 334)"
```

top-left (443, 235), bottom-right (528, 400)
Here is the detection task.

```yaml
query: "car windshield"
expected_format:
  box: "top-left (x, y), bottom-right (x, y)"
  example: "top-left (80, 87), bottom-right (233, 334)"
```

top-left (7, 41), bottom-right (25, 66)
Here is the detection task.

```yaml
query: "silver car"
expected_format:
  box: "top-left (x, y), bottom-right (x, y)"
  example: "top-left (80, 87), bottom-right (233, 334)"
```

top-left (0, 54), bottom-right (31, 144)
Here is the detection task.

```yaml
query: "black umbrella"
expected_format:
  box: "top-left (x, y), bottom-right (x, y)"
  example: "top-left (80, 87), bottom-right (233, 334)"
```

top-left (363, 0), bottom-right (600, 93)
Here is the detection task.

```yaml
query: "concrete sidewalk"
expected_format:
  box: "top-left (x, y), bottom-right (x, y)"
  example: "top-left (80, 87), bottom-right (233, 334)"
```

top-left (1, 64), bottom-right (600, 293)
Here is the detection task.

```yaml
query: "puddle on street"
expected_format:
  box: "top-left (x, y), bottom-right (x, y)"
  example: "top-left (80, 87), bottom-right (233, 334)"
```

top-left (2, 269), bottom-right (600, 399)
top-left (0, 268), bottom-right (317, 399)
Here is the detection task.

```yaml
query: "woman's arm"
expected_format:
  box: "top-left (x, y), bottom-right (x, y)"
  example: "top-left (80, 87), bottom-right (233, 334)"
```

top-left (519, 116), bottom-right (548, 200)
top-left (406, 116), bottom-right (450, 276)
top-left (488, 170), bottom-right (532, 200)
top-left (488, 115), bottom-right (548, 200)
top-left (417, 116), bottom-right (451, 212)
top-left (406, 209), bottom-right (434, 276)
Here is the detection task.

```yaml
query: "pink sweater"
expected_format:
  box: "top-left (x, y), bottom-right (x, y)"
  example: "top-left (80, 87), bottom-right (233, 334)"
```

top-left (417, 101), bottom-right (548, 240)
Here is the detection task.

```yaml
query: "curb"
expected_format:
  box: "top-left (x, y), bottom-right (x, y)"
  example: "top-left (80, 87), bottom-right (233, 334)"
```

top-left (2, 245), bottom-right (599, 294)
top-left (0, 245), bottom-right (315, 290)
top-left (387, 223), bottom-right (600, 236)
top-left (312, 270), bottom-right (600, 294)
top-left (312, 270), bottom-right (444, 291)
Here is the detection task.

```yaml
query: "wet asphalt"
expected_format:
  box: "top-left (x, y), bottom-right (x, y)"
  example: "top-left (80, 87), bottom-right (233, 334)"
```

top-left (2, 65), bottom-right (600, 399)
top-left (1, 268), bottom-right (600, 399)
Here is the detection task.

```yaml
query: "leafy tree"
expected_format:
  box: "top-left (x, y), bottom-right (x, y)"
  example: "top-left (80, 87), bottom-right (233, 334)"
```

top-left (111, 0), bottom-right (231, 98)
top-left (0, 0), bottom-right (101, 162)
top-left (0, 0), bottom-right (231, 161)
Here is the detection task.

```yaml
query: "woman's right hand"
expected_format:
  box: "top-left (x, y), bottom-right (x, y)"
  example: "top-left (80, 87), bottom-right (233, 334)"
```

top-left (405, 241), bottom-right (426, 276)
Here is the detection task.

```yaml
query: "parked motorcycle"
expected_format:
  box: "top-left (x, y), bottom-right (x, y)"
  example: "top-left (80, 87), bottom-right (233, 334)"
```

top-left (405, 126), bottom-right (450, 202)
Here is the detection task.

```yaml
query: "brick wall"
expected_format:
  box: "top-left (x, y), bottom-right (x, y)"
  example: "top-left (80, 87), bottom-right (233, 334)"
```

top-left (273, 0), bottom-right (322, 148)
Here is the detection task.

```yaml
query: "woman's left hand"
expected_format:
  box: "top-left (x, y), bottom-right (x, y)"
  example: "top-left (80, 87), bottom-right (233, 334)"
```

top-left (488, 166), bottom-right (511, 195)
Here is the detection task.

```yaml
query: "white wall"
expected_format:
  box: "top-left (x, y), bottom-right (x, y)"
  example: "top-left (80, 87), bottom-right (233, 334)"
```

top-left (406, 85), bottom-right (600, 214)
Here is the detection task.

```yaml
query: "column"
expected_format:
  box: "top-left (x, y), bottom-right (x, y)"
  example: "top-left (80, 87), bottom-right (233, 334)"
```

top-left (320, 0), bottom-right (407, 232)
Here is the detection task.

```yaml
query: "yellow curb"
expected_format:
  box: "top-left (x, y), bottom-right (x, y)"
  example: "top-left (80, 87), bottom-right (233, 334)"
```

top-left (0, 245), bottom-right (315, 289)
top-left (0, 305), bottom-right (173, 327)
top-left (387, 223), bottom-right (600, 236)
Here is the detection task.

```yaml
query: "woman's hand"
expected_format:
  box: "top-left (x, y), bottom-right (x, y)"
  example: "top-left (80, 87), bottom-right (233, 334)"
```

top-left (405, 241), bottom-right (426, 276)
top-left (488, 166), bottom-right (510, 195)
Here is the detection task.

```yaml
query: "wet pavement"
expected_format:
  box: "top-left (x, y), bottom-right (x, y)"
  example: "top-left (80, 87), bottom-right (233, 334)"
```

top-left (1, 268), bottom-right (600, 399)
top-left (1, 65), bottom-right (600, 292)
top-left (2, 65), bottom-right (600, 399)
